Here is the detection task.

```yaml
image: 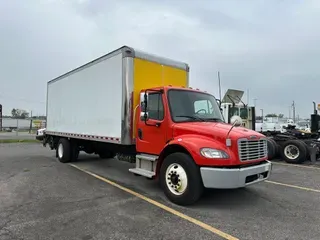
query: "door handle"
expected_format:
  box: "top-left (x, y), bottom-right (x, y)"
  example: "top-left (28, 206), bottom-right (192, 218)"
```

top-left (138, 129), bottom-right (143, 139)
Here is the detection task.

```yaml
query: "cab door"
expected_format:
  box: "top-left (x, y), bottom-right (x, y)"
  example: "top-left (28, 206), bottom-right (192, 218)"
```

top-left (136, 92), bottom-right (167, 155)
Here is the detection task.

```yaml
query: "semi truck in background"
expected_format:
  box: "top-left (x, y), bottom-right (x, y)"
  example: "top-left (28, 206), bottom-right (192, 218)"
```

top-left (43, 46), bottom-right (272, 205)
top-left (221, 89), bottom-right (320, 164)
top-left (220, 89), bottom-right (282, 134)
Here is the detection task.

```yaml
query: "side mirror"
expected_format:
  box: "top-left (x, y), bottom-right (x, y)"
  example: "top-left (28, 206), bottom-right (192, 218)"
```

top-left (230, 115), bottom-right (242, 127)
top-left (140, 91), bottom-right (149, 121)
top-left (140, 112), bottom-right (149, 121)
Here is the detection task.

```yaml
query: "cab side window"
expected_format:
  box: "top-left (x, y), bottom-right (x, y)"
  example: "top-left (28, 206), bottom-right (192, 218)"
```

top-left (147, 93), bottom-right (164, 120)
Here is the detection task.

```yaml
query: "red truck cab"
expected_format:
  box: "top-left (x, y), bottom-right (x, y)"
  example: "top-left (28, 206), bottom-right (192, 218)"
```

top-left (130, 86), bottom-right (272, 205)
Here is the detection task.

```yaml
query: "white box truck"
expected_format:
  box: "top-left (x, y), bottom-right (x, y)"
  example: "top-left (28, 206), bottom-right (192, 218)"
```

top-left (43, 46), bottom-right (272, 205)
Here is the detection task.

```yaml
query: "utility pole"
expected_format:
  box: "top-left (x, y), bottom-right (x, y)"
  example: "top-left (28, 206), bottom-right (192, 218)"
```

top-left (292, 101), bottom-right (295, 123)
top-left (0, 104), bottom-right (2, 131)
top-left (29, 110), bottom-right (33, 133)
top-left (289, 106), bottom-right (291, 119)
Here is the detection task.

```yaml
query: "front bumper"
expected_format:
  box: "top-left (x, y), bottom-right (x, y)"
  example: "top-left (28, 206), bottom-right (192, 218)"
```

top-left (36, 135), bottom-right (44, 141)
top-left (200, 160), bottom-right (272, 189)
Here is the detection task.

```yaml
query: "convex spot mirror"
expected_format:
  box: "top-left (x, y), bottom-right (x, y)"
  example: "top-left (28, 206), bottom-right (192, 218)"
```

top-left (216, 99), bottom-right (223, 112)
top-left (230, 115), bottom-right (242, 127)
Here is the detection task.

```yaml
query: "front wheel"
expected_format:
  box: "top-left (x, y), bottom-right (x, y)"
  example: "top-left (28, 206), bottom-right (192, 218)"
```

top-left (160, 152), bottom-right (204, 206)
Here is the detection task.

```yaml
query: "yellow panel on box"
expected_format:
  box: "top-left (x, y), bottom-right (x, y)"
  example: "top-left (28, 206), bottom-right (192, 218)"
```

top-left (132, 58), bottom-right (188, 138)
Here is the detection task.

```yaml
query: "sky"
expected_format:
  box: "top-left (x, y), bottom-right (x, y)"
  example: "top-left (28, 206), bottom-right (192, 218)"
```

top-left (1, 0), bottom-right (320, 118)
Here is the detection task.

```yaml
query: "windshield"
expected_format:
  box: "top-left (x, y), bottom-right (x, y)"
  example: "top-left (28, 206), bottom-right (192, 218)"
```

top-left (167, 89), bottom-right (224, 123)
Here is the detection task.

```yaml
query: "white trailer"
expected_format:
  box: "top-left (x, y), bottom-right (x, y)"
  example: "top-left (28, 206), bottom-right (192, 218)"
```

top-left (46, 49), bottom-right (125, 145)
top-left (44, 45), bottom-right (189, 161)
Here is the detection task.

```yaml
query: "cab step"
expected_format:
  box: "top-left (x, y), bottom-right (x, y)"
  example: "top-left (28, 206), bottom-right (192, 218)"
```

top-left (129, 168), bottom-right (155, 178)
top-left (128, 154), bottom-right (158, 178)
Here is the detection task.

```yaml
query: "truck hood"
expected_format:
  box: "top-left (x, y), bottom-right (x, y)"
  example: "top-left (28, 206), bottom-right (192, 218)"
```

top-left (172, 122), bottom-right (264, 142)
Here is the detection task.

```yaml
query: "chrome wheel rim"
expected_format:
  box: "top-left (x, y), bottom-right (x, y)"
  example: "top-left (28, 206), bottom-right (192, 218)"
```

top-left (165, 163), bottom-right (188, 196)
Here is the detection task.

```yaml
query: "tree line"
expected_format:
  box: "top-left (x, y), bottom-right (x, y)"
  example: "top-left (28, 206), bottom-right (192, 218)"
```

top-left (256, 113), bottom-right (284, 120)
top-left (1, 108), bottom-right (45, 119)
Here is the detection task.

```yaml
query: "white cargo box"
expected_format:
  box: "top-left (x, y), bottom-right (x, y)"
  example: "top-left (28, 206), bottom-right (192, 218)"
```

top-left (46, 46), bottom-right (189, 145)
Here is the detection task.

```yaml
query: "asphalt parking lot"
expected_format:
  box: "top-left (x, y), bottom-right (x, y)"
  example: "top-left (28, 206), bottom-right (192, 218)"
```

top-left (1, 143), bottom-right (320, 240)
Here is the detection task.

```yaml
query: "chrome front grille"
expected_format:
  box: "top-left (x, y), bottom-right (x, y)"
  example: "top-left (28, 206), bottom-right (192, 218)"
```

top-left (238, 138), bottom-right (268, 161)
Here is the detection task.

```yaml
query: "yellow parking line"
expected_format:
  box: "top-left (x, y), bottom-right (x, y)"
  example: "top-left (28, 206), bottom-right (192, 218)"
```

top-left (272, 161), bottom-right (320, 170)
top-left (69, 164), bottom-right (239, 240)
top-left (266, 180), bottom-right (320, 193)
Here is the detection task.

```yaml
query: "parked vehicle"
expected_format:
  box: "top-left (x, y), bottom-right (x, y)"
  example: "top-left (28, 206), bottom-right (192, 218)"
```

top-left (221, 89), bottom-right (320, 164)
top-left (36, 128), bottom-right (46, 141)
top-left (43, 46), bottom-right (272, 205)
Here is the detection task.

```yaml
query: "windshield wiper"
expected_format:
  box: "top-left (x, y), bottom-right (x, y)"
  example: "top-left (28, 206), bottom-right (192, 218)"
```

top-left (205, 118), bottom-right (224, 122)
top-left (175, 115), bottom-right (206, 121)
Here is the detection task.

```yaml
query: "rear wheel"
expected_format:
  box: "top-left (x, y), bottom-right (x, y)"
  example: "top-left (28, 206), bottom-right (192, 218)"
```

top-left (267, 138), bottom-right (277, 160)
top-left (280, 140), bottom-right (307, 164)
top-left (269, 138), bottom-right (279, 158)
top-left (70, 141), bottom-right (79, 161)
top-left (300, 141), bottom-right (310, 160)
top-left (57, 138), bottom-right (71, 163)
top-left (160, 152), bottom-right (204, 206)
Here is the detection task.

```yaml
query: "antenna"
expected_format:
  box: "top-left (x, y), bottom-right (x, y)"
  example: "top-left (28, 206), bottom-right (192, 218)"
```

top-left (218, 71), bottom-right (222, 101)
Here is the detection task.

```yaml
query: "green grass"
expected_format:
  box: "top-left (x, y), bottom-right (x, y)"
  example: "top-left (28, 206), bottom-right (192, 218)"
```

top-left (0, 139), bottom-right (40, 144)
top-left (0, 131), bottom-right (36, 133)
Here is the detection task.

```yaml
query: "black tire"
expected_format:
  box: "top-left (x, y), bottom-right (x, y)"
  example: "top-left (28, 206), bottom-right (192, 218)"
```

top-left (159, 152), bottom-right (204, 206)
top-left (70, 141), bottom-right (79, 161)
top-left (56, 138), bottom-right (71, 163)
top-left (280, 140), bottom-right (307, 164)
top-left (268, 138), bottom-right (279, 158)
top-left (276, 144), bottom-right (281, 158)
top-left (267, 138), bottom-right (276, 160)
top-left (300, 141), bottom-right (309, 160)
top-left (98, 151), bottom-right (116, 159)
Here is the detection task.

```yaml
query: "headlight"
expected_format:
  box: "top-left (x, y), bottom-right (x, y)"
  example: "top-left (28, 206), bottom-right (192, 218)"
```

top-left (200, 148), bottom-right (229, 159)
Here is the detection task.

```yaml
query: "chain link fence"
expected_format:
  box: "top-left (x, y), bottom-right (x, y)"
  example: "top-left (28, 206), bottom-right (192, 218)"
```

top-left (0, 118), bottom-right (46, 139)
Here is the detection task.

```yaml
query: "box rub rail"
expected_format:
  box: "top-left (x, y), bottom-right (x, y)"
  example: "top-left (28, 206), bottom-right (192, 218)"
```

top-left (45, 131), bottom-right (121, 143)
top-left (238, 138), bottom-right (268, 161)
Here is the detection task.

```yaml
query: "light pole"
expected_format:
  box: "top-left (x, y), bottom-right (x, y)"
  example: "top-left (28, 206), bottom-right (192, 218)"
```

top-left (288, 106), bottom-right (291, 119)
top-left (260, 109), bottom-right (264, 123)
top-left (292, 101), bottom-right (295, 123)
